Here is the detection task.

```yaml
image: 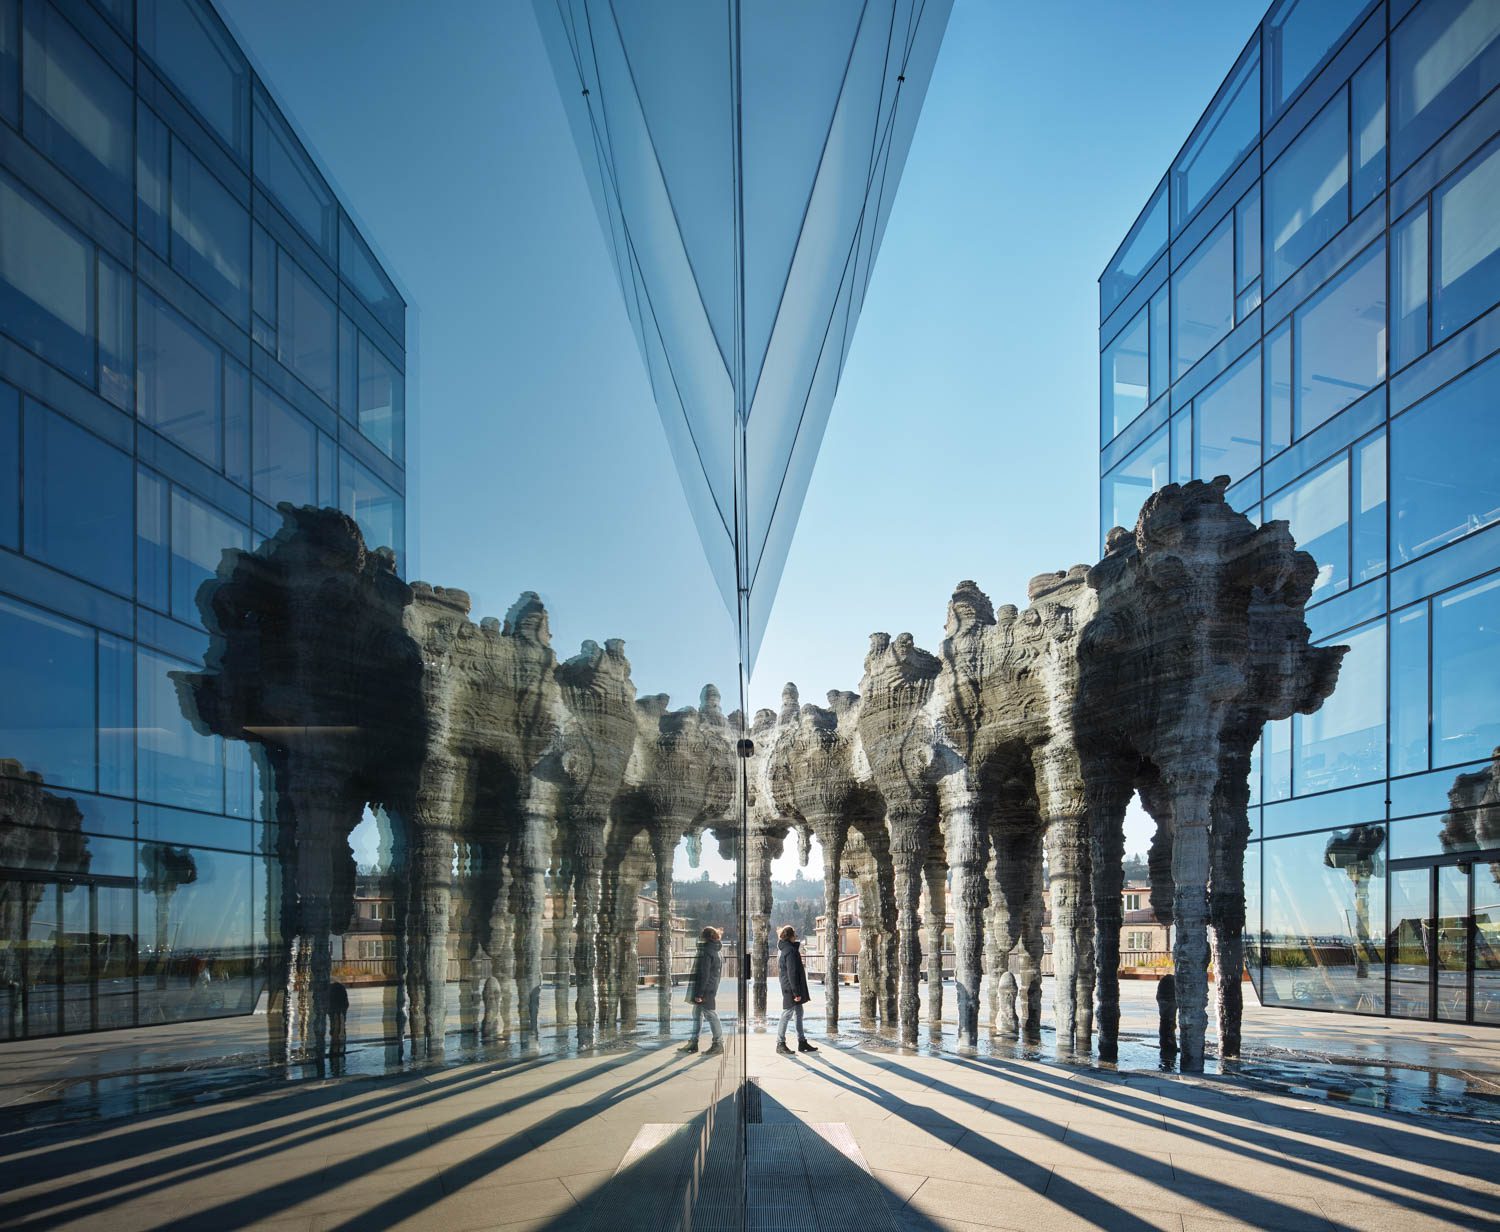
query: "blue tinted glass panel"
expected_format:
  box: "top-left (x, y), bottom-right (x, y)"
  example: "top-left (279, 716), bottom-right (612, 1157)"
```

top-left (0, 171), bottom-right (93, 384)
top-left (1265, 91), bottom-right (1349, 291)
top-left (1265, 0), bottom-right (1370, 113)
top-left (0, 0), bottom-right (16, 128)
top-left (1101, 308), bottom-right (1148, 440)
top-left (1393, 353), bottom-right (1500, 564)
top-left (1260, 826), bottom-right (1386, 1013)
top-left (1101, 184), bottom-right (1166, 317)
top-left (137, 646), bottom-right (221, 810)
top-left (1392, 204), bottom-right (1429, 369)
top-left (1264, 318), bottom-right (1292, 455)
top-left (1194, 346), bottom-right (1260, 484)
top-left (23, 401), bottom-right (132, 594)
top-left (1294, 240), bottom-right (1385, 436)
top-left (1433, 142), bottom-right (1500, 341)
top-left (252, 383), bottom-right (316, 507)
top-left (339, 217), bottom-right (404, 341)
top-left (251, 223), bottom-right (275, 326)
top-left (136, 466), bottom-right (169, 614)
top-left (339, 452), bottom-right (402, 561)
top-left (1148, 288), bottom-right (1169, 400)
top-left (170, 140), bottom-right (249, 326)
top-left (1433, 576), bottom-right (1500, 767)
top-left (1236, 184), bottom-right (1261, 291)
top-left (98, 253), bottom-right (132, 410)
top-left (1268, 453), bottom-right (1349, 602)
top-left (1353, 430), bottom-right (1386, 584)
top-left (253, 94), bottom-right (335, 258)
top-left (98, 632), bottom-right (133, 798)
top-left (1172, 45), bottom-right (1259, 228)
top-left (138, 287), bottom-right (222, 469)
top-left (1171, 409), bottom-right (1191, 484)
top-left (0, 383), bottom-right (15, 549)
top-left (1351, 52), bottom-right (1386, 209)
top-left (136, 103), bottom-right (169, 255)
top-left (21, 0), bottom-right (132, 221)
top-left (1265, 716), bottom-right (1293, 801)
top-left (1294, 619), bottom-right (1386, 792)
top-left (1391, 0), bottom-right (1500, 172)
top-left (224, 356), bottom-right (249, 485)
top-left (137, 846), bottom-right (255, 1021)
top-left (357, 334), bottom-right (403, 462)
top-left (0, 594), bottom-right (95, 790)
top-left (1390, 603), bottom-right (1430, 776)
top-left (1172, 217), bottom-right (1234, 378)
top-left (1100, 424), bottom-right (1168, 545)
top-left (276, 252), bottom-right (335, 402)
top-left (170, 487), bottom-right (247, 625)
top-left (138, 0), bottom-right (248, 154)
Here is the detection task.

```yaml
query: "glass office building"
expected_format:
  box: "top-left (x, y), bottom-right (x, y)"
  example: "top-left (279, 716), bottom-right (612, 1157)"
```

top-left (1099, 0), bottom-right (1499, 1027)
top-left (0, 0), bottom-right (407, 1038)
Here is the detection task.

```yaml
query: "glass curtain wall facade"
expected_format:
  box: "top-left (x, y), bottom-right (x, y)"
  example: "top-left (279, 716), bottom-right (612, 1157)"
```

top-left (0, 0), bottom-right (407, 1039)
top-left (1099, 0), bottom-right (1500, 1026)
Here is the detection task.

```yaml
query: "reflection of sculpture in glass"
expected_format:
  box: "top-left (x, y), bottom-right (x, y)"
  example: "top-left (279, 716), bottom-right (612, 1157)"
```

top-left (1441, 747), bottom-right (1500, 888)
top-left (1, 762), bottom-right (89, 1036)
top-left (139, 842), bottom-right (198, 995)
top-left (177, 477), bottom-right (1341, 1073)
top-left (1322, 824), bottom-right (1385, 978)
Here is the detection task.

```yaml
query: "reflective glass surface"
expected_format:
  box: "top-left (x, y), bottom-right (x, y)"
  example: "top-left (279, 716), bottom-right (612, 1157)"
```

top-left (0, 171), bottom-right (93, 384)
top-left (1264, 90), bottom-right (1348, 291)
top-left (1268, 454), bottom-right (1349, 601)
top-left (1172, 216), bottom-right (1234, 379)
top-left (1101, 183), bottom-right (1167, 317)
top-left (1101, 308), bottom-right (1148, 439)
top-left (1392, 352), bottom-right (1500, 564)
top-left (1259, 825), bottom-right (1386, 1013)
top-left (1390, 0), bottom-right (1500, 171)
top-left (1194, 345), bottom-right (1260, 483)
top-left (1293, 239), bottom-right (1385, 436)
top-left (1432, 140), bottom-right (1500, 341)
top-left (275, 251), bottom-right (336, 403)
top-left (1265, 0), bottom-right (1369, 114)
top-left (137, 287), bottom-right (223, 468)
top-left (138, 0), bottom-right (249, 154)
top-left (254, 93), bottom-right (335, 257)
top-left (1294, 619), bottom-right (1386, 792)
top-left (1172, 44), bottom-right (1259, 228)
top-left (170, 139), bottom-right (250, 326)
top-left (1101, 424), bottom-right (1169, 541)
top-left (1433, 575), bottom-right (1500, 767)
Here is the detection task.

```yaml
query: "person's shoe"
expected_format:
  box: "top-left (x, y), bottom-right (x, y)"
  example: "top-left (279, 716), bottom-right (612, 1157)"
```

top-left (797, 1040), bottom-right (818, 1053)
top-left (775, 1041), bottom-right (794, 1056)
top-left (704, 1039), bottom-right (724, 1056)
top-left (678, 1040), bottom-right (699, 1054)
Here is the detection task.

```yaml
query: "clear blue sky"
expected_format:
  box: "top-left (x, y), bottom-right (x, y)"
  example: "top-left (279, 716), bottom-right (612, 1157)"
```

top-left (221, 0), bottom-right (1267, 877)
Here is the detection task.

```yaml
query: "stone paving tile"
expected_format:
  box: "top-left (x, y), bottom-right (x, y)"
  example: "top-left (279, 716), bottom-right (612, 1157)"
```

top-left (1313, 1195), bottom-right (1493, 1231)
top-left (903, 1177), bottom-right (1187, 1231)
top-left (872, 1167), bottom-right (928, 1202)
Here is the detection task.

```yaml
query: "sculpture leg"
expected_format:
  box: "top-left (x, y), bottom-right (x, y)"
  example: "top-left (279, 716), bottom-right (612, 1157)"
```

top-left (856, 862), bottom-right (880, 1027)
top-left (596, 859), bottom-right (619, 1036)
top-left (1018, 830), bottom-right (1046, 1042)
top-left (823, 829), bottom-right (846, 1032)
top-left (951, 855), bottom-right (984, 1049)
top-left (1210, 747), bottom-right (1252, 1061)
top-left (419, 827), bottom-right (454, 1055)
top-left (1141, 781), bottom-right (1177, 1056)
top-left (571, 833), bottom-right (604, 1044)
top-left (892, 847), bottom-right (924, 1046)
top-left (1169, 784), bottom-right (1214, 1072)
top-left (652, 834), bottom-right (675, 1035)
top-left (1043, 811), bottom-right (1088, 1054)
top-left (553, 853), bottom-right (572, 1032)
top-left (924, 856), bottom-right (946, 1030)
top-left (749, 833), bottom-right (775, 1023)
top-left (1075, 865), bottom-right (1096, 1052)
top-left (1088, 779), bottom-right (1131, 1062)
top-left (516, 816), bottom-right (549, 1042)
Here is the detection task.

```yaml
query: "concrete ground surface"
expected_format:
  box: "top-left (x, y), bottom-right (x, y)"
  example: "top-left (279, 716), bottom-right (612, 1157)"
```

top-left (1, 982), bottom-right (1497, 1231)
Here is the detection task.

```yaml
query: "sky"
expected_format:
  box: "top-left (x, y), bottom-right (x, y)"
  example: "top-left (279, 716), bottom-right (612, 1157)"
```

top-left (220, 0), bottom-right (1268, 881)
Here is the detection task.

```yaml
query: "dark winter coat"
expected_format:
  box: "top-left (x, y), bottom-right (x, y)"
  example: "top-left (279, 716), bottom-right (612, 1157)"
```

top-left (686, 938), bottom-right (723, 1011)
top-left (778, 937), bottom-right (810, 1010)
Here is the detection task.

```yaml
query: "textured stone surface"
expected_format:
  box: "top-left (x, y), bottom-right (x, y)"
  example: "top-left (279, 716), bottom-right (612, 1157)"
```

top-left (175, 481), bottom-right (1338, 1070)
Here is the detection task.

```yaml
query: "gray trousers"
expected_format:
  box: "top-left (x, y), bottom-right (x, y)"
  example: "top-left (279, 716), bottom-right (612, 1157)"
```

top-left (691, 1005), bottom-right (722, 1042)
top-left (777, 1002), bottom-right (806, 1043)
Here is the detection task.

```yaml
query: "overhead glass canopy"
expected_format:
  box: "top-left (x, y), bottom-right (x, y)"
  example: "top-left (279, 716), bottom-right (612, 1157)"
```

top-left (534, 0), bottom-right (952, 666)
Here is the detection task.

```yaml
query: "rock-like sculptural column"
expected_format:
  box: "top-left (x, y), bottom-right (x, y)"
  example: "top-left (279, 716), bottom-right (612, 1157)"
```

top-left (858, 632), bottom-right (941, 1046)
top-left (935, 573), bottom-right (1094, 1050)
top-left (619, 688), bottom-right (736, 1033)
top-left (178, 506), bottom-right (423, 1063)
top-left (741, 706), bottom-right (789, 1023)
top-left (1078, 478), bottom-right (1343, 1069)
top-left (769, 685), bottom-right (869, 1032)
top-left (554, 638), bottom-right (637, 1045)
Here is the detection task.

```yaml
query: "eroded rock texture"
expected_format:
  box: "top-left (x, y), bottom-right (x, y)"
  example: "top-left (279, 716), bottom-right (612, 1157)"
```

top-left (176, 479), bottom-right (1339, 1070)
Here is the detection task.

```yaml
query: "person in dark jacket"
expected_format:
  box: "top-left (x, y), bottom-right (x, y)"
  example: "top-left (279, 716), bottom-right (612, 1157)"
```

top-left (679, 926), bottom-right (724, 1055)
top-left (776, 925), bottom-right (817, 1054)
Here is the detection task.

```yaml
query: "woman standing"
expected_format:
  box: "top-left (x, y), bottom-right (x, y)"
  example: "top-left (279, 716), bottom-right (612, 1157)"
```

top-left (776, 925), bottom-right (817, 1055)
top-left (679, 926), bottom-right (724, 1055)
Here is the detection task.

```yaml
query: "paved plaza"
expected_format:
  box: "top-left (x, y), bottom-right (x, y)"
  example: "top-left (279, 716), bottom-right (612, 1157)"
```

top-left (1, 982), bottom-right (1497, 1231)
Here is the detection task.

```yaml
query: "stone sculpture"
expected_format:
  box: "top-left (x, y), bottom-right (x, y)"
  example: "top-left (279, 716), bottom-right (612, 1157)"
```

top-left (174, 478), bottom-right (1338, 1071)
